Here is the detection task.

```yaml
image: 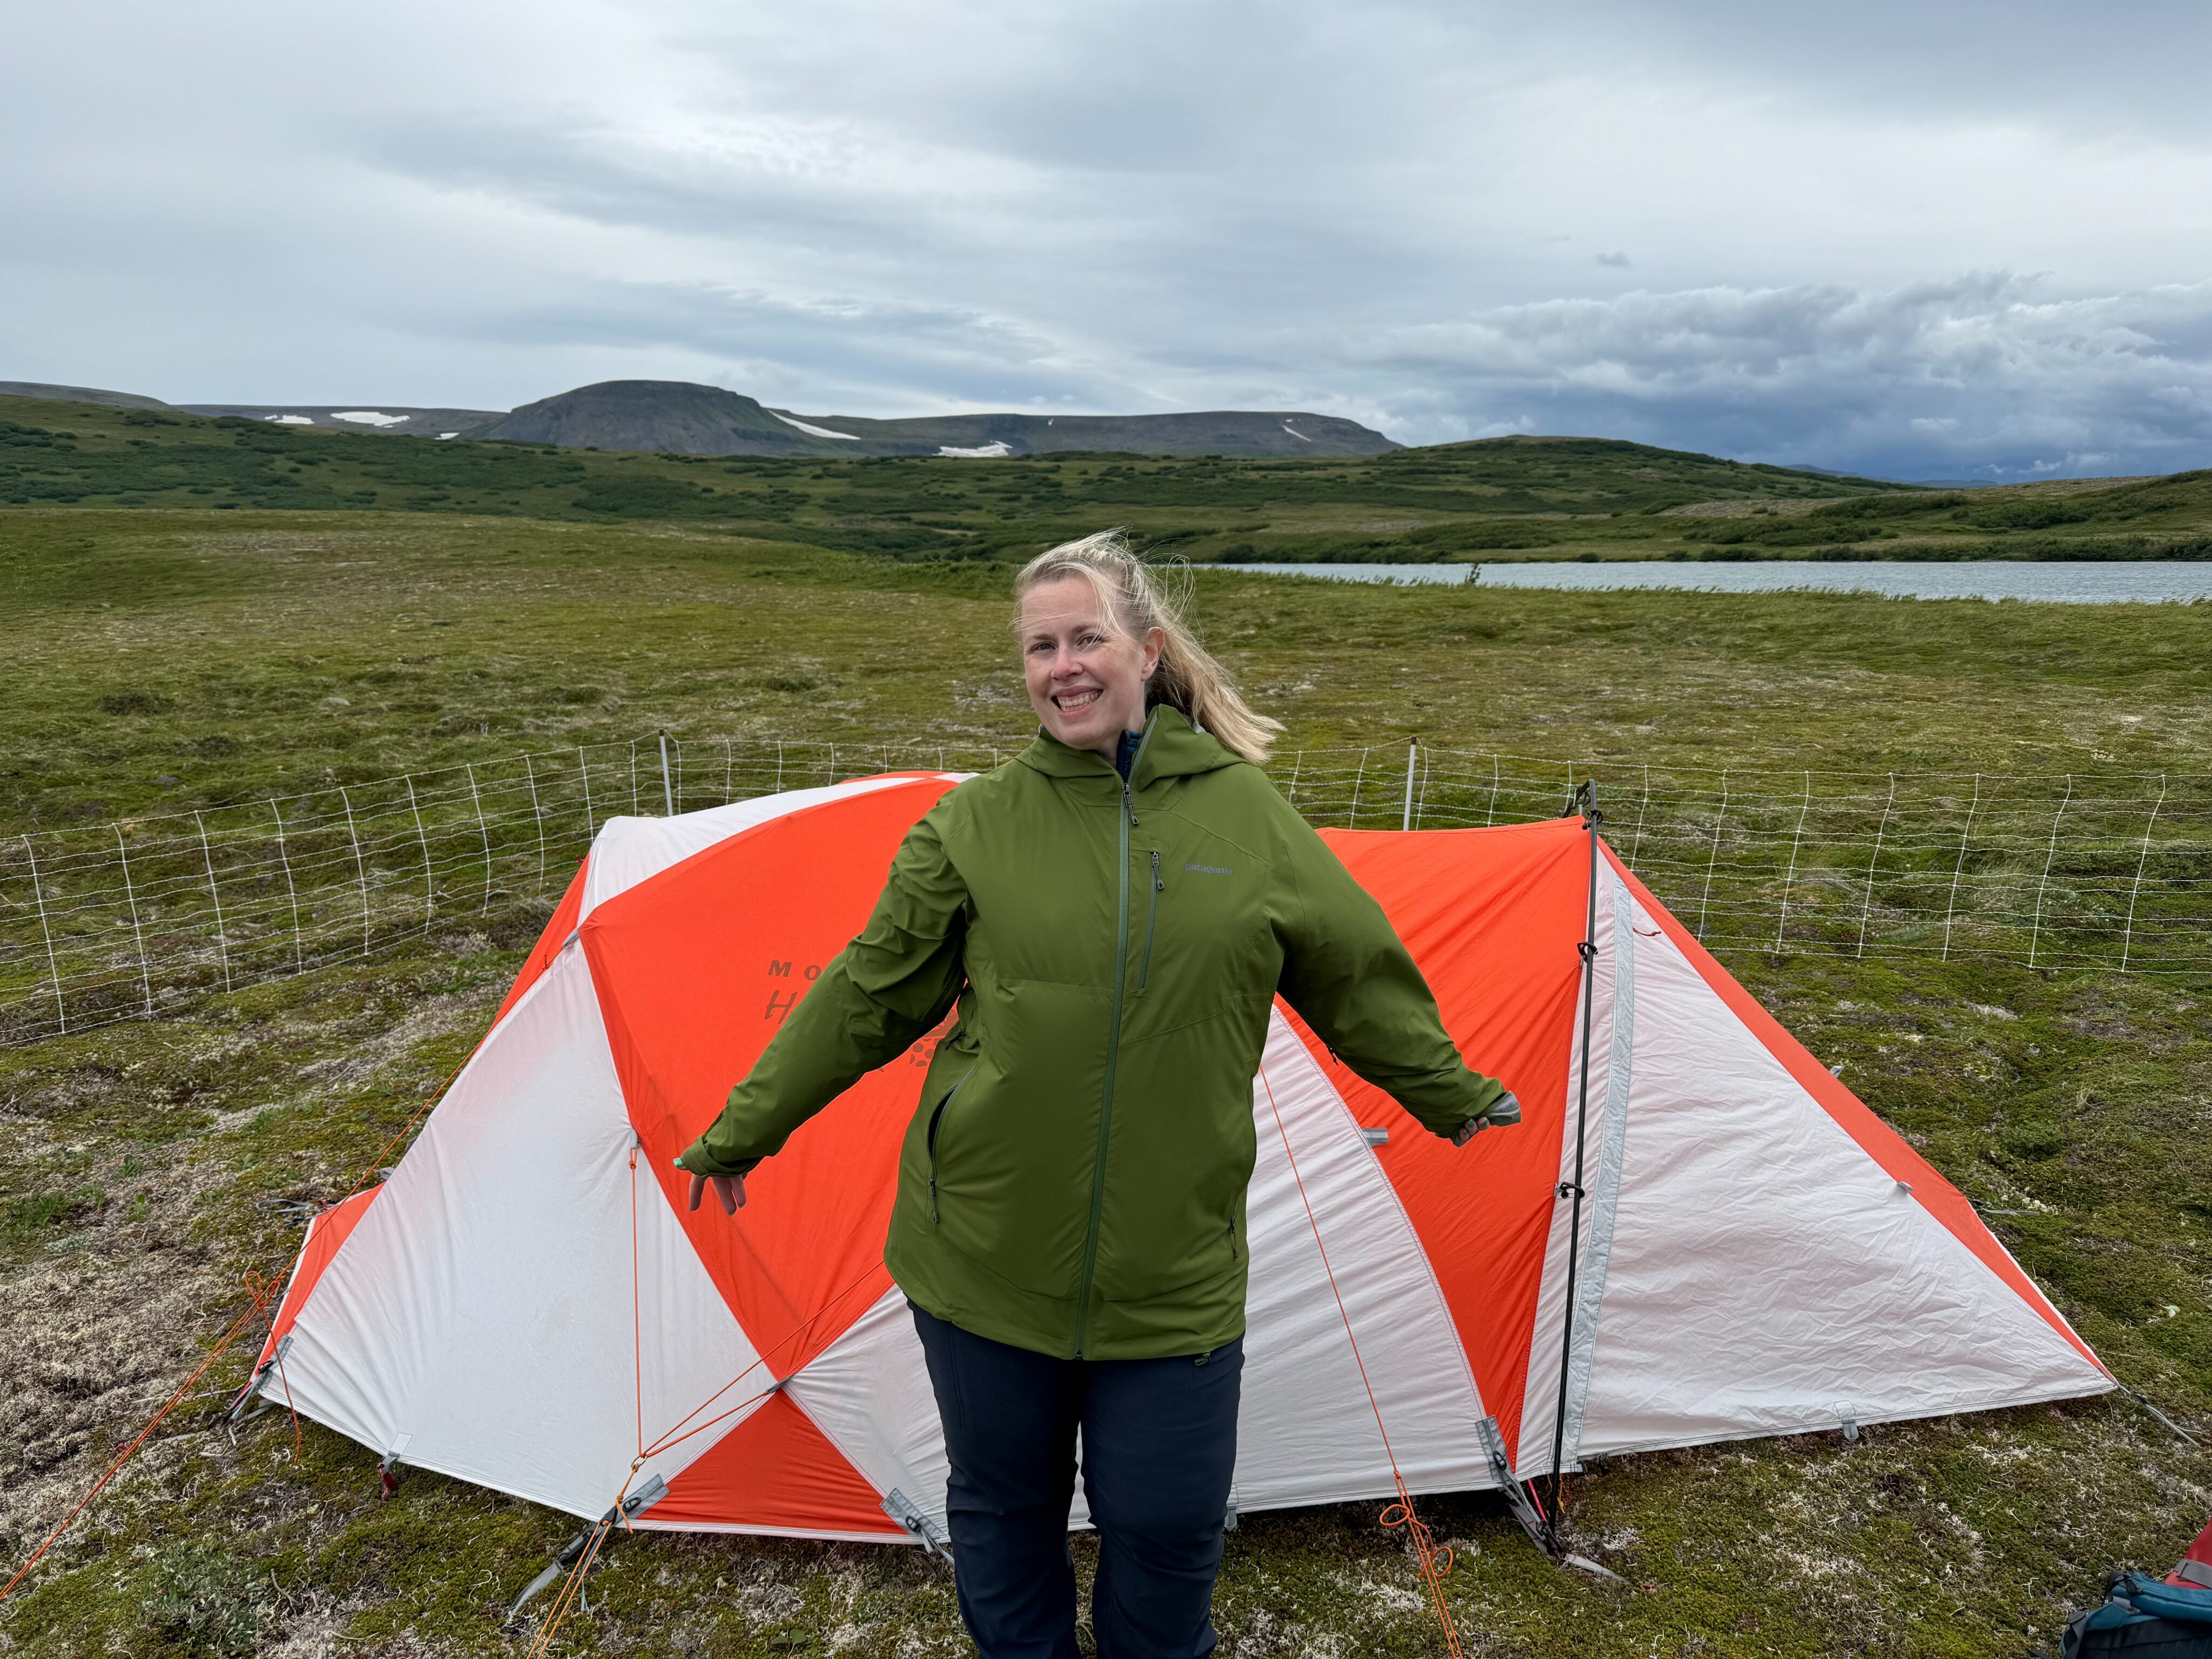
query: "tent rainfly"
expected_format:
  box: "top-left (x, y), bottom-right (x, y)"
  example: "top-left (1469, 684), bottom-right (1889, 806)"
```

top-left (247, 772), bottom-right (2111, 1549)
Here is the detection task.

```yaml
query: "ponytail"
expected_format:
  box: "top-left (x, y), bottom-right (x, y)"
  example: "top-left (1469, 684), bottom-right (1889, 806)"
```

top-left (1013, 530), bottom-right (1283, 765)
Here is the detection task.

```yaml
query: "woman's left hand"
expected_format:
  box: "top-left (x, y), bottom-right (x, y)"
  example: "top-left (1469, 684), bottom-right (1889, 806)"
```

top-left (685, 1169), bottom-right (747, 1214)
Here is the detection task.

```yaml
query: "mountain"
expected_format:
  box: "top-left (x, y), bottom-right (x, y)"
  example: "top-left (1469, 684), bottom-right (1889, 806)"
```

top-left (470, 379), bottom-right (1399, 458)
top-left (0, 380), bottom-right (171, 411)
top-left (177, 403), bottom-right (507, 437)
top-left (767, 407), bottom-right (1400, 458)
top-left (469, 381), bottom-right (853, 456)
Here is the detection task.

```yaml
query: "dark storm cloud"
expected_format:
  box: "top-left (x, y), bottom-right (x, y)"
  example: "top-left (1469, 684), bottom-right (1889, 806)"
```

top-left (2, 1), bottom-right (2209, 476)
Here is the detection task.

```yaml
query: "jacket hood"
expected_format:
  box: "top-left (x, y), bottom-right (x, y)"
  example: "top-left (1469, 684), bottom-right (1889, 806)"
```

top-left (1015, 705), bottom-right (1246, 788)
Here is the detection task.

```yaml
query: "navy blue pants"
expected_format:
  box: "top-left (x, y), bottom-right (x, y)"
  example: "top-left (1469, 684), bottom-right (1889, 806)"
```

top-left (911, 1304), bottom-right (1243, 1659)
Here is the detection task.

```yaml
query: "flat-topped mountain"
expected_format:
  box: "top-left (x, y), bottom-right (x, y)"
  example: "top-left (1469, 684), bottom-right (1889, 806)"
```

top-left (471, 379), bottom-right (1399, 458)
top-left (774, 406), bottom-right (1399, 458)
top-left (471, 381), bottom-right (842, 455)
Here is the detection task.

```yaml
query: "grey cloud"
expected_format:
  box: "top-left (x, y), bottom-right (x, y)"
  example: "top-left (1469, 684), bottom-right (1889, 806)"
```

top-left (4, 1), bottom-right (2211, 478)
top-left (1353, 275), bottom-right (2212, 477)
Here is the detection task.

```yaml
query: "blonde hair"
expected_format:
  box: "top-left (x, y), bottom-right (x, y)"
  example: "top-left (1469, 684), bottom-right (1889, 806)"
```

top-left (1014, 530), bottom-right (1283, 765)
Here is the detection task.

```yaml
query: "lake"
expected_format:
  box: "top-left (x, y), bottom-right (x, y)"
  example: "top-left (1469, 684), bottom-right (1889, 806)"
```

top-left (1218, 560), bottom-right (2212, 604)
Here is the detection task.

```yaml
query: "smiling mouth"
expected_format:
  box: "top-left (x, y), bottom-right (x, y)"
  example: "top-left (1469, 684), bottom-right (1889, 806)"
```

top-left (1052, 688), bottom-right (1103, 712)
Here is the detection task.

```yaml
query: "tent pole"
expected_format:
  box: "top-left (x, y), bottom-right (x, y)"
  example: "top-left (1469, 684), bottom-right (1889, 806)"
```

top-left (1547, 780), bottom-right (1603, 1520)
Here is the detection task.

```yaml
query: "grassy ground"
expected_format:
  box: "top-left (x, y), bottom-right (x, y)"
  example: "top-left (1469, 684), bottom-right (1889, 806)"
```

top-left (2, 504), bottom-right (2210, 1656)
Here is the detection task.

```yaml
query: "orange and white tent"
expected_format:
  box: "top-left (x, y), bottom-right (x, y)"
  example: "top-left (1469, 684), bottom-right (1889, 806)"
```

top-left (250, 772), bottom-right (2110, 1545)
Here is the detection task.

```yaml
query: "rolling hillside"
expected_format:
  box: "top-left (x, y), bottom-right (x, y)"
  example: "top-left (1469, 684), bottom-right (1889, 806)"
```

top-left (0, 392), bottom-right (1957, 564)
top-left (8, 389), bottom-right (2204, 563)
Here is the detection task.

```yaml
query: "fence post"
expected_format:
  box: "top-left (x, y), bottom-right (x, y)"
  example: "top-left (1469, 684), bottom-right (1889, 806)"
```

top-left (114, 825), bottom-right (154, 1017)
top-left (404, 777), bottom-right (434, 926)
top-left (828, 744), bottom-right (838, 786)
top-left (1696, 771), bottom-right (1730, 941)
top-left (1348, 748), bottom-right (1370, 828)
top-left (775, 741), bottom-right (785, 793)
top-left (1628, 763), bottom-right (1652, 869)
top-left (2027, 775), bottom-right (2072, 971)
top-left (523, 754), bottom-right (547, 891)
top-left (339, 786), bottom-right (372, 956)
top-left (1485, 754), bottom-right (1501, 826)
top-left (1940, 774), bottom-right (1982, 963)
top-left (467, 763), bottom-right (494, 915)
top-left (21, 835), bottom-right (67, 1036)
top-left (269, 801), bottom-right (304, 969)
top-left (1401, 739), bottom-right (1418, 832)
top-left (2120, 777), bottom-right (2169, 974)
top-left (1773, 770), bottom-right (1812, 953)
top-left (1856, 774), bottom-right (1896, 959)
top-left (724, 738), bottom-right (734, 805)
top-left (194, 811), bottom-right (232, 993)
top-left (579, 747), bottom-right (596, 841)
top-left (659, 734), bottom-right (675, 817)
top-left (629, 738), bottom-right (641, 815)
top-left (1285, 750), bottom-right (1303, 811)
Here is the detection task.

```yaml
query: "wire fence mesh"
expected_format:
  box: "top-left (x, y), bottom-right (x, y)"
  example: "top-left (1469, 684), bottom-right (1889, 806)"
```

top-left (1, 734), bottom-right (2203, 1047)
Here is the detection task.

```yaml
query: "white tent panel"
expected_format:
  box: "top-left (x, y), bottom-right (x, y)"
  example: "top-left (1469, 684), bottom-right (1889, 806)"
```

top-left (282, 948), bottom-right (760, 1519)
top-left (1576, 903), bottom-right (2111, 1457)
top-left (785, 1287), bottom-right (953, 1536)
top-left (1235, 1013), bottom-right (1495, 1509)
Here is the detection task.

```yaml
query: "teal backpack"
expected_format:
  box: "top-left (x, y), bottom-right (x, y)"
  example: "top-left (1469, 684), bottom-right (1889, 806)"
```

top-left (2065, 1571), bottom-right (2212, 1657)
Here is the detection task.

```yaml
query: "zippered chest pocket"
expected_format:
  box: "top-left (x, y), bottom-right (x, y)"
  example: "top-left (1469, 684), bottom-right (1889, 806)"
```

top-left (1138, 849), bottom-right (1163, 990)
top-left (1133, 841), bottom-right (1270, 996)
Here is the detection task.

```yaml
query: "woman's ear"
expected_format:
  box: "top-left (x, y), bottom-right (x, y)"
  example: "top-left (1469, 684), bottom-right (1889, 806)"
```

top-left (1141, 626), bottom-right (1165, 679)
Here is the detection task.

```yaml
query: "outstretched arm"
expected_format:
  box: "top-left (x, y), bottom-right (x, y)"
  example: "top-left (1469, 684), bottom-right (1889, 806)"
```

top-left (677, 808), bottom-right (970, 1182)
top-left (1275, 811), bottom-right (1515, 1142)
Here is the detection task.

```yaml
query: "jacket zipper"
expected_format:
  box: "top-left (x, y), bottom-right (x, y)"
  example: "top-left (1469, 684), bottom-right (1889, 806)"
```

top-left (1073, 712), bottom-right (1157, 1356)
top-left (1138, 850), bottom-right (1162, 991)
top-left (925, 1067), bottom-right (976, 1224)
top-left (1228, 1212), bottom-right (1238, 1262)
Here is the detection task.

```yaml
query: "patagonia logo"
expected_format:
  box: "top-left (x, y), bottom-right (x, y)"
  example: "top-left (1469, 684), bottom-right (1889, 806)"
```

top-left (1185, 862), bottom-right (1234, 875)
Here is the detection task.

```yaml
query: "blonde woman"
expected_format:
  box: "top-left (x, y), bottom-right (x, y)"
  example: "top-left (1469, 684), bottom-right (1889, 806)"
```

top-left (678, 531), bottom-right (1517, 1659)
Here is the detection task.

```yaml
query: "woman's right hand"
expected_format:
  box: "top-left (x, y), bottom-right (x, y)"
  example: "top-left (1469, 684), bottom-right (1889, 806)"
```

top-left (685, 1169), bottom-right (747, 1215)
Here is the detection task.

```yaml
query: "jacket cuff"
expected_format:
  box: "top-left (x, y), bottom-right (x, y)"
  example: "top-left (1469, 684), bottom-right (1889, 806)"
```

top-left (675, 1139), bottom-right (761, 1179)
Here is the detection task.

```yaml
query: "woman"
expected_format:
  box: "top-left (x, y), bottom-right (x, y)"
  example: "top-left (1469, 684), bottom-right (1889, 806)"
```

top-left (676, 531), bottom-right (1517, 1659)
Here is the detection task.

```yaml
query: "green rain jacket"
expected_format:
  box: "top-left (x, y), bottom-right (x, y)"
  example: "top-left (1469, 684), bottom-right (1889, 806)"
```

top-left (679, 707), bottom-right (1510, 1360)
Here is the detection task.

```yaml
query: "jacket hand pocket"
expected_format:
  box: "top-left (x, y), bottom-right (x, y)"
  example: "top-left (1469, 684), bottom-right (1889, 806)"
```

top-left (925, 1070), bottom-right (975, 1223)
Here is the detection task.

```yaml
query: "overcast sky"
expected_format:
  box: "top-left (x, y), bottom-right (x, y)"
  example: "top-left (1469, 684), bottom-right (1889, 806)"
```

top-left (6, 1), bottom-right (2211, 478)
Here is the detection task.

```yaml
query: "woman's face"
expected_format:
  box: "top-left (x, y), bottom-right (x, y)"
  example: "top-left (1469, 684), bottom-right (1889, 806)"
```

top-left (1019, 574), bottom-right (1163, 759)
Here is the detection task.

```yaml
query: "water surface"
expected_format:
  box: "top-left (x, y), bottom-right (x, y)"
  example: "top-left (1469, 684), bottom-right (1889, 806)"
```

top-left (1220, 560), bottom-right (2211, 604)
